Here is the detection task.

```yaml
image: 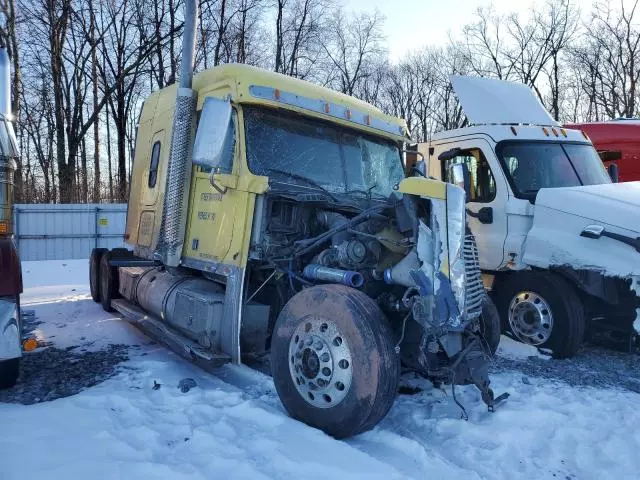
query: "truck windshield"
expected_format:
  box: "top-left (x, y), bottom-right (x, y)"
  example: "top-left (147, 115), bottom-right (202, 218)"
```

top-left (497, 141), bottom-right (611, 200)
top-left (244, 106), bottom-right (404, 198)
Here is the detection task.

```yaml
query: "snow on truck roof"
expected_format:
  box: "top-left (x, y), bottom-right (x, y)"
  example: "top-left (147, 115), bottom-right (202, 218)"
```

top-left (150, 63), bottom-right (408, 141)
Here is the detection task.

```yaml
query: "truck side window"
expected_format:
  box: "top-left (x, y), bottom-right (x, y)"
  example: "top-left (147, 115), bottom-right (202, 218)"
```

top-left (443, 149), bottom-right (496, 202)
top-left (148, 141), bottom-right (161, 188)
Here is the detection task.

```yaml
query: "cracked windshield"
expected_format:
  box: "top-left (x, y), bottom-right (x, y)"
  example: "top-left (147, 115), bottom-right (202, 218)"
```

top-left (244, 107), bottom-right (405, 198)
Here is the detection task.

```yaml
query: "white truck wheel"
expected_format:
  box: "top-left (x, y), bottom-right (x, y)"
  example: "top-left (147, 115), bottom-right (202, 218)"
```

top-left (495, 271), bottom-right (585, 358)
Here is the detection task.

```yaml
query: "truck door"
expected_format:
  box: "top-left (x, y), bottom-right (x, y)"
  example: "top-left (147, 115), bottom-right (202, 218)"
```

top-left (438, 139), bottom-right (509, 270)
top-left (183, 106), bottom-right (259, 266)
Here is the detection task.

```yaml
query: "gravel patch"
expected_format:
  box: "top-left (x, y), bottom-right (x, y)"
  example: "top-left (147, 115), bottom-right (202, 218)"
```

top-left (491, 344), bottom-right (640, 393)
top-left (0, 345), bottom-right (129, 405)
top-left (0, 308), bottom-right (131, 405)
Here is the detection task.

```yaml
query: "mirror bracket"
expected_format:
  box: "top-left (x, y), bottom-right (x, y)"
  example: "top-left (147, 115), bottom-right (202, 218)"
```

top-left (209, 170), bottom-right (238, 195)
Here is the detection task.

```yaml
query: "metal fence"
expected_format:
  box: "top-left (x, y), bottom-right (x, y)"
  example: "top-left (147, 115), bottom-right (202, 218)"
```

top-left (13, 204), bottom-right (128, 261)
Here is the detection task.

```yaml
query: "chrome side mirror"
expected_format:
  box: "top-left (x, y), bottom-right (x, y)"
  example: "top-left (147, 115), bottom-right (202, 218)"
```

top-left (192, 96), bottom-right (234, 172)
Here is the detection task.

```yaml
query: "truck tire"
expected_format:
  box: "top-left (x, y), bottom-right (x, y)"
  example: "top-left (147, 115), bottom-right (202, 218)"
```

top-left (478, 295), bottom-right (501, 356)
top-left (495, 271), bottom-right (585, 358)
top-left (89, 248), bottom-right (107, 303)
top-left (0, 358), bottom-right (20, 389)
top-left (271, 284), bottom-right (400, 439)
top-left (99, 251), bottom-right (119, 312)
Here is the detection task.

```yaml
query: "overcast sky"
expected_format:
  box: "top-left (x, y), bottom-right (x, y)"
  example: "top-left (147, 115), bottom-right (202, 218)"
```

top-left (344, 0), bottom-right (586, 60)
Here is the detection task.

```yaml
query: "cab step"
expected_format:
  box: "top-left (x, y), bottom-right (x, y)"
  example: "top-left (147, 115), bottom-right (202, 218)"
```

top-left (111, 298), bottom-right (231, 370)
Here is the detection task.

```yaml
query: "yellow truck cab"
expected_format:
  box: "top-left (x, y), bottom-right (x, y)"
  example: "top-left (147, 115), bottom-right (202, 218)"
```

top-left (89, 0), bottom-right (507, 439)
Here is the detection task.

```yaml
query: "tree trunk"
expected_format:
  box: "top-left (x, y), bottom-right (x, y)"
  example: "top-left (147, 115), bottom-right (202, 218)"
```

top-left (116, 86), bottom-right (127, 202)
top-left (48, 0), bottom-right (73, 203)
top-left (89, 0), bottom-right (101, 202)
top-left (106, 112), bottom-right (113, 202)
top-left (213, 0), bottom-right (226, 66)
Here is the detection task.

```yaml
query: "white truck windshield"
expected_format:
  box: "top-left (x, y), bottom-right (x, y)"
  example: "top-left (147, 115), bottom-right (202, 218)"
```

top-left (497, 141), bottom-right (611, 200)
top-left (244, 107), bottom-right (405, 198)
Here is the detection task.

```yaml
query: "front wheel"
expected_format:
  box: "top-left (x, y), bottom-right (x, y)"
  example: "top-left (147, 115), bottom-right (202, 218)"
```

top-left (271, 285), bottom-right (400, 439)
top-left (495, 271), bottom-right (585, 358)
top-left (478, 295), bottom-right (501, 356)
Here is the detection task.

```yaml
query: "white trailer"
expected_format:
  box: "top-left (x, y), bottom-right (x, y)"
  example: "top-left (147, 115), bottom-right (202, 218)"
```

top-left (416, 76), bottom-right (640, 357)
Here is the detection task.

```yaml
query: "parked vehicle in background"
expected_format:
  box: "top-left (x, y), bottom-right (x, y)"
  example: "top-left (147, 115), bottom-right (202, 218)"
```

top-left (564, 119), bottom-right (640, 183)
top-left (411, 76), bottom-right (640, 358)
top-left (0, 45), bottom-right (23, 389)
top-left (89, 1), bottom-right (504, 439)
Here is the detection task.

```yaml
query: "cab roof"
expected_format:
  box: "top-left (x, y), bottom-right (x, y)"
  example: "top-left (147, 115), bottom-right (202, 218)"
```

top-left (430, 124), bottom-right (590, 145)
top-left (152, 63), bottom-right (408, 141)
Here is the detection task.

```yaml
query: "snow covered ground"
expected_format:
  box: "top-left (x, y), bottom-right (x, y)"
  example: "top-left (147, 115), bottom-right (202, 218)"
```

top-left (2, 260), bottom-right (640, 479)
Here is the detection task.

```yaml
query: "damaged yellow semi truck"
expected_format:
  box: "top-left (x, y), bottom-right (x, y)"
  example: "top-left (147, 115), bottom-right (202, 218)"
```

top-left (89, 1), bottom-right (506, 438)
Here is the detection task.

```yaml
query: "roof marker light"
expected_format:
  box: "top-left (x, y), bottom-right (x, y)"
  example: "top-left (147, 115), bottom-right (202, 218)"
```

top-left (551, 128), bottom-right (558, 137)
top-left (510, 126), bottom-right (517, 136)
top-left (248, 85), bottom-right (405, 137)
top-left (560, 128), bottom-right (567, 137)
top-left (542, 127), bottom-right (550, 136)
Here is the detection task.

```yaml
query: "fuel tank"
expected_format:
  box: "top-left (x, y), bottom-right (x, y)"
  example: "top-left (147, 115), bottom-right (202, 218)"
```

top-left (119, 267), bottom-right (225, 349)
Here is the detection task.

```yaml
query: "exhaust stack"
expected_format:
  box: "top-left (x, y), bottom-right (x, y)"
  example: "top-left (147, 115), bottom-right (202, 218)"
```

top-left (157, 0), bottom-right (199, 266)
top-left (0, 47), bottom-right (18, 238)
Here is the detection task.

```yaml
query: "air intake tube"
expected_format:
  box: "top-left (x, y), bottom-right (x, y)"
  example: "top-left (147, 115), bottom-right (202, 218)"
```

top-left (303, 264), bottom-right (364, 288)
top-left (157, 0), bottom-right (199, 267)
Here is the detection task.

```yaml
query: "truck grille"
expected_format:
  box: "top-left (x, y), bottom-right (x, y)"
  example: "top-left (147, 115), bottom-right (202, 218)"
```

top-left (464, 234), bottom-right (484, 320)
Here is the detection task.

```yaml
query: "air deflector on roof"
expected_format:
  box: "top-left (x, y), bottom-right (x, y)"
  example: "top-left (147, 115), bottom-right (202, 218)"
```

top-left (450, 75), bottom-right (560, 127)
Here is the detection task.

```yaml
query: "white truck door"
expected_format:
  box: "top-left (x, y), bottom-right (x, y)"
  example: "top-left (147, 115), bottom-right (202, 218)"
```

top-left (436, 139), bottom-right (509, 270)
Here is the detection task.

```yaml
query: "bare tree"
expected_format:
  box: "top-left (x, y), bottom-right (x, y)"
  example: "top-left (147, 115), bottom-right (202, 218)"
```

top-left (579, 0), bottom-right (640, 118)
top-left (322, 8), bottom-right (386, 96)
top-left (274, 0), bottom-right (330, 79)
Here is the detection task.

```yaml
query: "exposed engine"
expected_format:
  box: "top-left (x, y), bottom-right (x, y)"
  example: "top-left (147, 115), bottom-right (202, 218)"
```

top-left (246, 192), bottom-right (505, 411)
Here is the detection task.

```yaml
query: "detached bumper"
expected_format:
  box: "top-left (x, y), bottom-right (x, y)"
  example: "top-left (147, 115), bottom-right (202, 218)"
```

top-left (0, 297), bottom-right (20, 361)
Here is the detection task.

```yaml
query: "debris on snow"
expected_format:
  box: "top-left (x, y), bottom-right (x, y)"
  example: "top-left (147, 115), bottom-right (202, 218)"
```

top-left (178, 377), bottom-right (198, 393)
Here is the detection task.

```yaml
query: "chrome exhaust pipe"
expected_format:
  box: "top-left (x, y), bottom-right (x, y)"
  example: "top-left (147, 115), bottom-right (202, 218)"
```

top-left (0, 47), bottom-right (18, 237)
top-left (158, 0), bottom-right (199, 266)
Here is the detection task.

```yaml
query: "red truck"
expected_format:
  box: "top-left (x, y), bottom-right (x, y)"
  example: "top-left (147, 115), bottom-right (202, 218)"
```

top-left (565, 119), bottom-right (640, 182)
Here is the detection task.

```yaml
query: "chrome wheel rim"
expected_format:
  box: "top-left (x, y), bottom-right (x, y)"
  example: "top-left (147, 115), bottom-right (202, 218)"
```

top-left (288, 317), bottom-right (353, 409)
top-left (508, 291), bottom-right (554, 345)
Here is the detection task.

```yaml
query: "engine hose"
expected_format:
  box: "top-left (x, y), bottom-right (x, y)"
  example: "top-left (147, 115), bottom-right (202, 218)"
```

top-left (293, 204), bottom-right (389, 257)
top-left (315, 211), bottom-right (350, 246)
top-left (302, 264), bottom-right (364, 288)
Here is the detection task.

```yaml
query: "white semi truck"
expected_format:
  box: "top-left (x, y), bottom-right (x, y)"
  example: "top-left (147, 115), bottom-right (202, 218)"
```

top-left (412, 76), bottom-right (640, 357)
